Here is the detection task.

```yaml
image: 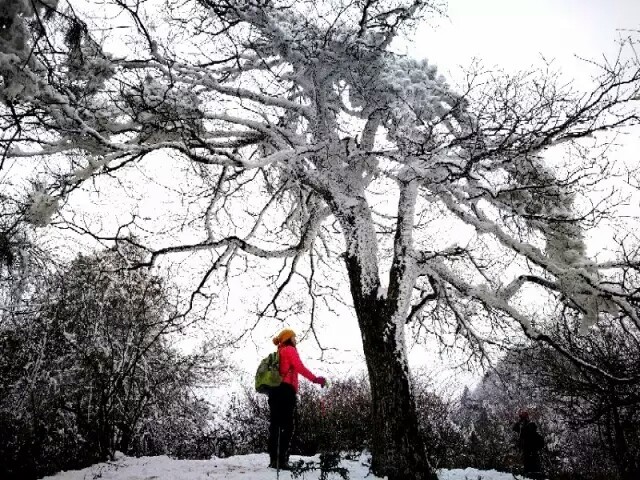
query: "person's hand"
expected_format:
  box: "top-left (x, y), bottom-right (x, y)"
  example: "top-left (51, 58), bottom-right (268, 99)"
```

top-left (315, 376), bottom-right (327, 388)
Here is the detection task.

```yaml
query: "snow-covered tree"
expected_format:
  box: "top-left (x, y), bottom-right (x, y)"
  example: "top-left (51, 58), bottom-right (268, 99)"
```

top-left (0, 197), bottom-right (52, 321)
top-left (0, 245), bottom-right (227, 478)
top-left (516, 315), bottom-right (640, 480)
top-left (2, 1), bottom-right (640, 478)
top-left (459, 314), bottom-right (640, 480)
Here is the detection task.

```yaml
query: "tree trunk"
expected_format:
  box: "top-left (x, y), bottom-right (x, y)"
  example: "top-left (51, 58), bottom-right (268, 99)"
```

top-left (119, 422), bottom-right (132, 454)
top-left (338, 201), bottom-right (436, 480)
top-left (610, 400), bottom-right (636, 480)
top-left (363, 308), bottom-right (436, 480)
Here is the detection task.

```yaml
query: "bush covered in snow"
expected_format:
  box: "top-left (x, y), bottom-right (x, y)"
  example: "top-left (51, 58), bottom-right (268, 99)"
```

top-left (0, 246), bottom-right (228, 479)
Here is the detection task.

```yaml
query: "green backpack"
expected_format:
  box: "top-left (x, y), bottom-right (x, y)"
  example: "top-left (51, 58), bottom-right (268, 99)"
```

top-left (255, 351), bottom-right (282, 394)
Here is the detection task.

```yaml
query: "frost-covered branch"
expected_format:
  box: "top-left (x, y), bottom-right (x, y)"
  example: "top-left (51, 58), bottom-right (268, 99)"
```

top-left (425, 257), bottom-right (640, 383)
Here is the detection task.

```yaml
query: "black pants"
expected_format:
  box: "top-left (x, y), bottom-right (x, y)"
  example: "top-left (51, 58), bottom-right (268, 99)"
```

top-left (523, 450), bottom-right (542, 476)
top-left (268, 383), bottom-right (297, 465)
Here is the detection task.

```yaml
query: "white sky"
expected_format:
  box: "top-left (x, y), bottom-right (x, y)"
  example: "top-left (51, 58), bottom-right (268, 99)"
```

top-left (410, 0), bottom-right (640, 81)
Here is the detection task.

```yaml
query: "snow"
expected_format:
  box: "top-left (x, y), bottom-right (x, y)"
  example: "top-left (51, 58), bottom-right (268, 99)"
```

top-left (441, 468), bottom-right (531, 480)
top-left (26, 191), bottom-right (59, 226)
top-left (40, 453), bottom-right (540, 480)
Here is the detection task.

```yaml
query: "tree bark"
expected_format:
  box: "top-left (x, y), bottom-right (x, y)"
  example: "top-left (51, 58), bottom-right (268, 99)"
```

top-left (338, 201), bottom-right (436, 480)
top-left (610, 398), bottom-right (636, 480)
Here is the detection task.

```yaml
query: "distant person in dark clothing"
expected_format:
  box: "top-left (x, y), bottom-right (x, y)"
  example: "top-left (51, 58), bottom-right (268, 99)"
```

top-left (513, 410), bottom-right (544, 479)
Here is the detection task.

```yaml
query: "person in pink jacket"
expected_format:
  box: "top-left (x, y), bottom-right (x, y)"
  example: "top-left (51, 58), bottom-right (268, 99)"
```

top-left (268, 328), bottom-right (326, 470)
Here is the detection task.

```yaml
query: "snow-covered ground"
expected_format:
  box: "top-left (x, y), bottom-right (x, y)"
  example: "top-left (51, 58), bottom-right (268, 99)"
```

top-left (41, 452), bottom-right (534, 480)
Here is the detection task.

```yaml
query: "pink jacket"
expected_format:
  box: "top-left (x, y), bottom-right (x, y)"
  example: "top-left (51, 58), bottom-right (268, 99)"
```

top-left (278, 344), bottom-right (319, 392)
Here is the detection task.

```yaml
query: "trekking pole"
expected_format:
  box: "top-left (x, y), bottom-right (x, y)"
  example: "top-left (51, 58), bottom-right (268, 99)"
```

top-left (276, 427), bottom-right (281, 480)
top-left (318, 379), bottom-right (331, 469)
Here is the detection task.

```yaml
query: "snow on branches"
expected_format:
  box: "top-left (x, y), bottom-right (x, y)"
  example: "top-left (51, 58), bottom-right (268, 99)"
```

top-left (1, 0), bottom-right (640, 375)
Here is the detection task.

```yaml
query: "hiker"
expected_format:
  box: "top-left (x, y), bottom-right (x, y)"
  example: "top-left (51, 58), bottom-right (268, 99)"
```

top-left (268, 328), bottom-right (326, 470)
top-left (513, 410), bottom-right (544, 479)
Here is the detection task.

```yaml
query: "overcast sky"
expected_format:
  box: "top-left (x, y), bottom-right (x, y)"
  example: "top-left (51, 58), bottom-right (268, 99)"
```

top-left (410, 0), bottom-right (640, 81)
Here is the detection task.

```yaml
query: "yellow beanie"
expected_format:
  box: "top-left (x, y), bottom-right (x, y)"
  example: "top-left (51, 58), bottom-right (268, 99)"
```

top-left (272, 328), bottom-right (296, 346)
